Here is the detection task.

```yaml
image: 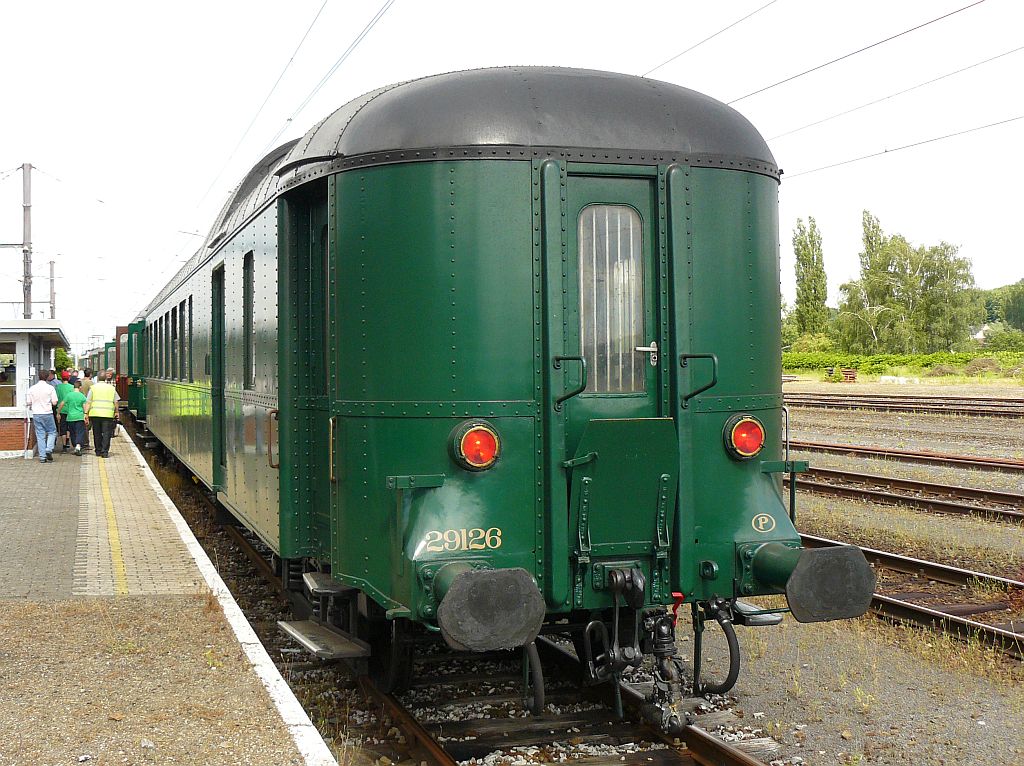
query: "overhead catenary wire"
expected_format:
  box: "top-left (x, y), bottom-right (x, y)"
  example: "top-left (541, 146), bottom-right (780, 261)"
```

top-left (728, 0), bottom-right (988, 104)
top-left (769, 44), bottom-right (1024, 140)
top-left (784, 113), bottom-right (1024, 179)
top-left (642, 0), bottom-right (779, 78)
top-left (258, 0), bottom-right (397, 155)
top-left (196, 0), bottom-right (331, 208)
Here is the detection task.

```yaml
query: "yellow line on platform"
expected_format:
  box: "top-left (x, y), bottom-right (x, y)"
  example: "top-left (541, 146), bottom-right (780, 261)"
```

top-left (97, 458), bottom-right (129, 595)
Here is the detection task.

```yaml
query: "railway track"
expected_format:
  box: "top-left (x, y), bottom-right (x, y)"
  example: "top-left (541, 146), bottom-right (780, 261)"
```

top-left (360, 638), bottom-right (770, 766)
top-left (784, 392), bottom-right (1024, 417)
top-left (789, 439), bottom-right (1024, 473)
top-left (788, 466), bottom-right (1024, 523)
top-left (801, 535), bottom-right (1024, 660)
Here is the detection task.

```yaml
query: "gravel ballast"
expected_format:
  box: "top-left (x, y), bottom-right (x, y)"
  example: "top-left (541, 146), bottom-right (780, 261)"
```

top-left (707, 614), bottom-right (1024, 765)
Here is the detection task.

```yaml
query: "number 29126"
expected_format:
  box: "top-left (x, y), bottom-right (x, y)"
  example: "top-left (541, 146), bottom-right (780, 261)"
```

top-left (423, 528), bottom-right (502, 552)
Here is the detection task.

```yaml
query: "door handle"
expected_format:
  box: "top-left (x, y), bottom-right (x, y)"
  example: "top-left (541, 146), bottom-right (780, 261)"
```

top-left (635, 340), bottom-right (658, 366)
top-left (553, 355), bottom-right (588, 411)
top-left (266, 409), bottom-right (279, 469)
top-left (680, 353), bottom-right (719, 406)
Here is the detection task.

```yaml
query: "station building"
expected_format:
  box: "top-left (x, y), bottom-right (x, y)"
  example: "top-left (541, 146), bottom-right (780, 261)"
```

top-left (0, 319), bottom-right (70, 457)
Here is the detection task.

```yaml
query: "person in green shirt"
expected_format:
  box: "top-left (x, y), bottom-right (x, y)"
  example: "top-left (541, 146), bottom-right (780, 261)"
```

top-left (58, 381), bottom-right (88, 456)
top-left (55, 373), bottom-right (75, 452)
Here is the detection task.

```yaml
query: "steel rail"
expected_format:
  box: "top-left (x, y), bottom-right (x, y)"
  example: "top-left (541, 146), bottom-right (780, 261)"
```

top-left (805, 466), bottom-right (1024, 507)
top-left (799, 536), bottom-right (1024, 659)
top-left (783, 394), bottom-right (1024, 417)
top-left (220, 521), bottom-right (284, 591)
top-left (788, 471), bottom-right (1024, 523)
top-left (358, 675), bottom-right (458, 766)
top-left (870, 594), bottom-right (1023, 660)
top-left (790, 440), bottom-right (1024, 473)
top-left (800, 534), bottom-right (1024, 590)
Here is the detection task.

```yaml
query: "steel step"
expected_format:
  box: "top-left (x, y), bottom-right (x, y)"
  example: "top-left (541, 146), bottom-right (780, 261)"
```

top-left (302, 571), bottom-right (354, 597)
top-left (278, 620), bottom-right (370, 659)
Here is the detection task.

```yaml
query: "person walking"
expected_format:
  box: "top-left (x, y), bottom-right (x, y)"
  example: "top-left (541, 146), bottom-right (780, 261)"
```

top-left (27, 369), bottom-right (58, 463)
top-left (79, 369), bottom-right (94, 450)
top-left (80, 369), bottom-right (93, 397)
top-left (103, 367), bottom-right (121, 439)
top-left (55, 371), bottom-right (74, 452)
top-left (58, 380), bottom-right (88, 455)
top-left (84, 370), bottom-right (118, 458)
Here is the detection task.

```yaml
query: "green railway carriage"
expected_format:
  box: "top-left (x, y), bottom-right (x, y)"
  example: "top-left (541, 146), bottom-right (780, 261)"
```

top-left (139, 67), bottom-right (873, 728)
top-left (103, 341), bottom-right (116, 372)
top-left (126, 319), bottom-right (146, 418)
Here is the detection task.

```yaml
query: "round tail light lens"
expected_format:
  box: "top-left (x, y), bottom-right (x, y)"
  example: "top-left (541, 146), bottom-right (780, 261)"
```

top-left (452, 421), bottom-right (500, 471)
top-left (724, 415), bottom-right (765, 460)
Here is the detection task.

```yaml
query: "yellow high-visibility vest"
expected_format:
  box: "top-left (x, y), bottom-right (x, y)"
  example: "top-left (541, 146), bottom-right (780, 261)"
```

top-left (88, 382), bottom-right (117, 418)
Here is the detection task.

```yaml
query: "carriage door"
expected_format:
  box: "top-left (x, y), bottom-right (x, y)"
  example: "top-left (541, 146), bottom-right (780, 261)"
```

top-left (562, 173), bottom-right (678, 608)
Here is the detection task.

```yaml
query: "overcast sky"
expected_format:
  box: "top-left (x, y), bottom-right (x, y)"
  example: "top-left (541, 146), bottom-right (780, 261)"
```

top-left (1, 0), bottom-right (1021, 355)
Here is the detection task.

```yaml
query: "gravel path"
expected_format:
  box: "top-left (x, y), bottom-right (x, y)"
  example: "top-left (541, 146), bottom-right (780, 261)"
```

top-left (0, 595), bottom-right (304, 766)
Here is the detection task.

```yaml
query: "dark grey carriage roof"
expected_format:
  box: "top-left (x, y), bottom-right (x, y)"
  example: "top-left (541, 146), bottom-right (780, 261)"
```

top-left (144, 68), bottom-right (776, 316)
top-left (277, 66), bottom-right (776, 178)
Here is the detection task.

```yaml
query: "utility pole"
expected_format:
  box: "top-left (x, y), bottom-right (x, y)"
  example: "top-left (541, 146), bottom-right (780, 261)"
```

top-left (0, 163), bottom-right (32, 317)
top-left (49, 260), bottom-right (55, 319)
top-left (22, 163), bottom-right (32, 320)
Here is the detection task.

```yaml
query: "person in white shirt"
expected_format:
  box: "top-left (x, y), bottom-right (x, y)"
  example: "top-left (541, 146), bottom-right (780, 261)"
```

top-left (27, 369), bottom-right (59, 463)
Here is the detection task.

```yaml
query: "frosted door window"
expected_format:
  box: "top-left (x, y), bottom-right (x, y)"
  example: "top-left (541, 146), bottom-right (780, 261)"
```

top-left (578, 205), bottom-right (645, 393)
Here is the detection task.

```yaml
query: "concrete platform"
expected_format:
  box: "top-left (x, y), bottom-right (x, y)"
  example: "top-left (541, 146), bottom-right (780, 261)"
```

top-left (0, 429), bottom-right (337, 765)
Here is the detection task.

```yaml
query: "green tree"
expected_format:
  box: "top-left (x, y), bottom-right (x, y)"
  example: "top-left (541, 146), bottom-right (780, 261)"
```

top-left (53, 347), bottom-right (73, 371)
top-left (780, 300), bottom-right (799, 349)
top-left (917, 244), bottom-right (983, 351)
top-left (836, 212), bottom-right (981, 353)
top-left (792, 217), bottom-right (828, 335)
top-left (984, 325), bottom-right (1024, 351)
top-left (1002, 281), bottom-right (1024, 329)
top-left (983, 291), bottom-right (1002, 323)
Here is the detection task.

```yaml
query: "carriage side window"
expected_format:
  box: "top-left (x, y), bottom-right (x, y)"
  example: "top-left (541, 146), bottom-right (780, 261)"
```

top-left (578, 204), bottom-right (645, 393)
top-left (243, 251), bottom-right (255, 390)
top-left (187, 295), bottom-right (193, 382)
top-left (179, 299), bottom-right (187, 381)
top-left (171, 306), bottom-right (179, 380)
top-left (164, 312), bottom-right (171, 379)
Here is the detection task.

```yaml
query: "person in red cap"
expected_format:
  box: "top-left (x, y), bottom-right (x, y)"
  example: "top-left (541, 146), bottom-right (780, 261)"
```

top-left (55, 372), bottom-right (75, 452)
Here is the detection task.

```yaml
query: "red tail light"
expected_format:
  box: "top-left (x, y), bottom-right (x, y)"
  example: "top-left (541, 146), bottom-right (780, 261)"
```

top-left (452, 421), bottom-right (500, 471)
top-left (724, 415), bottom-right (765, 460)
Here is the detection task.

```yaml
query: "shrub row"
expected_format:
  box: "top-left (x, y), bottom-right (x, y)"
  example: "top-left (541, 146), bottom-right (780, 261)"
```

top-left (781, 351), bottom-right (1024, 373)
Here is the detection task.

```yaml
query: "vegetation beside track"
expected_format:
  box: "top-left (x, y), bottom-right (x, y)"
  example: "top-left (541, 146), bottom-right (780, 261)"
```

top-left (782, 350), bottom-right (1024, 375)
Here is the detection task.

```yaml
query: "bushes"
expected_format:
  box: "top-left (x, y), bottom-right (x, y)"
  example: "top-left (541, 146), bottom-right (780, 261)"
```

top-left (782, 350), bottom-right (1024, 374)
top-left (790, 333), bottom-right (835, 353)
top-left (964, 357), bottom-right (1000, 374)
